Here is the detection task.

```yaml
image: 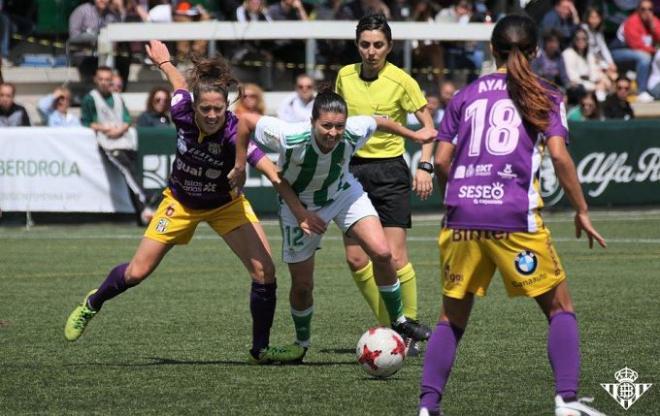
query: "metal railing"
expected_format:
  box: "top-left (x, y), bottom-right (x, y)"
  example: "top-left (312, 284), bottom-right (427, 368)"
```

top-left (98, 20), bottom-right (494, 73)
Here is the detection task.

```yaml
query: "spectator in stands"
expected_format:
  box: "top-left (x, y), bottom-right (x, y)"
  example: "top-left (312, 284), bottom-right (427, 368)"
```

top-left (234, 0), bottom-right (274, 90)
top-left (540, 0), bottom-right (580, 49)
top-left (277, 73), bottom-right (315, 122)
top-left (136, 86), bottom-right (171, 127)
top-left (0, 3), bottom-right (10, 64)
top-left (0, 0), bottom-right (36, 65)
top-left (37, 86), bottom-right (67, 124)
top-left (648, 50), bottom-right (660, 99)
top-left (111, 72), bottom-right (124, 93)
top-left (236, 0), bottom-right (271, 22)
top-left (146, 0), bottom-right (173, 22)
top-left (268, 0), bottom-right (309, 78)
top-left (0, 82), bottom-right (30, 126)
top-left (532, 29), bottom-right (570, 89)
top-left (439, 79), bottom-right (456, 106)
top-left (173, 1), bottom-right (211, 60)
top-left (610, 0), bottom-right (660, 103)
top-left (69, 0), bottom-right (130, 88)
top-left (567, 90), bottom-right (603, 121)
top-left (47, 87), bottom-right (81, 127)
top-left (435, 0), bottom-right (485, 83)
top-left (338, 0), bottom-right (391, 20)
top-left (408, 80), bottom-right (457, 126)
top-left (81, 65), bottom-right (154, 225)
top-left (582, 7), bottom-right (618, 85)
top-left (233, 83), bottom-right (266, 117)
top-left (407, 92), bottom-right (442, 126)
top-left (410, 0), bottom-right (444, 83)
top-left (603, 76), bottom-right (635, 120)
top-left (562, 28), bottom-right (611, 101)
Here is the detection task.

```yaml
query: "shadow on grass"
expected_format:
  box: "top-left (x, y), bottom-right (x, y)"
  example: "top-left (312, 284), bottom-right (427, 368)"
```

top-left (67, 356), bottom-right (356, 367)
top-left (319, 348), bottom-right (354, 355)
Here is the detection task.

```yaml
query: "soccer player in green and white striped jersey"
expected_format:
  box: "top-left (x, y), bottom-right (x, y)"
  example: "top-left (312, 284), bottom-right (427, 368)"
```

top-left (229, 88), bottom-right (436, 361)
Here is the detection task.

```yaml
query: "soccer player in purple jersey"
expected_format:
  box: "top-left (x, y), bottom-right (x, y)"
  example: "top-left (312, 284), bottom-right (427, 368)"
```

top-left (64, 40), bottom-right (305, 365)
top-left (418, 15), bottom-right (607, 416)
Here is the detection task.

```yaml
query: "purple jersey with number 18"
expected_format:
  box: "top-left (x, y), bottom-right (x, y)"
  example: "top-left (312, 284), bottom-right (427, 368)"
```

top-left (436, 72), bottom-right (568, 232)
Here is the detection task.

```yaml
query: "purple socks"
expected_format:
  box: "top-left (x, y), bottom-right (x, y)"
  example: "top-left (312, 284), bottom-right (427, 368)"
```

top-left (87, 263), bottom-right (132, 311)
top-left (419, 321), bottom-right (465, 412)
top-left (249, 281), bottom-right (277, 357)
top-left (548, 311), bottom-right (580, 400)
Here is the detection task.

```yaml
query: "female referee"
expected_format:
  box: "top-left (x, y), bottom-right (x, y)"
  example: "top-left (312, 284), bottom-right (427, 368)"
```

top-left (229, 88), bottom-right (435, 360)
top-left (418, 15), bottom-right (607, 416)
top-left (64, 40), bottom-right (305, 365)
top-left (335, 14), bottom-right (437, 354)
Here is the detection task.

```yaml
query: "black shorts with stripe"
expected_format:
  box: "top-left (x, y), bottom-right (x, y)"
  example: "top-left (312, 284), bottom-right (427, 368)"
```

top-left (349, 155), bottom-right (411, 228)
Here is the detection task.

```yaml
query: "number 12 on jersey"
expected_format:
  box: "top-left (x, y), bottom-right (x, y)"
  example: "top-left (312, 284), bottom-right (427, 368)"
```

top-left (465, 98), bottom-right (522, 157)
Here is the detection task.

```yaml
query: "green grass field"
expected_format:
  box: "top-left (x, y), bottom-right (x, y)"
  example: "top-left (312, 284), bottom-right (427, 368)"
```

top-left (1, 211), bottom-right (658, 415)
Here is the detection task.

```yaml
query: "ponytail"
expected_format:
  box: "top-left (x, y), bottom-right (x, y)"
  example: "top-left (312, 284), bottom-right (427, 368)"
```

top-left (188, 55), bottom-right (240, 104)
top-left (312, 82), bottom-right (347, 121)
top-left (506, 46), bottom-right (552, 133)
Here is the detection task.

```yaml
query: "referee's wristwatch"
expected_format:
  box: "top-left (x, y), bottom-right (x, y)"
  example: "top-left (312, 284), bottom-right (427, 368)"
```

top-left (417, 161), bottom-right (434, 174)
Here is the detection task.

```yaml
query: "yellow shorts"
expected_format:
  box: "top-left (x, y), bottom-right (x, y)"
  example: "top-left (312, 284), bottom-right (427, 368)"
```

top-left (438, 227), bottom-right (566, 299)
top-left (144, 188), bottom-right (259, 245)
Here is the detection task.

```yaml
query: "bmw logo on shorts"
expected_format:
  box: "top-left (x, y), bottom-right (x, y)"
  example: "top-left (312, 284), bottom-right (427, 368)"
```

top-left (514, 250), bottom-right (538, 275)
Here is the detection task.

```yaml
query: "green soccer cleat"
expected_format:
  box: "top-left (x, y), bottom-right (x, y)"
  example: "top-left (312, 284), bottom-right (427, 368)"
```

top-left (64, 289), bottom-right (98, 342)
top-left (248, 344), bottom-right (306, 365)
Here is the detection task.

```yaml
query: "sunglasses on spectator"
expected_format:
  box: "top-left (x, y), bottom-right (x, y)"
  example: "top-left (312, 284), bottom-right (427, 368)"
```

top-left (617, 85), bottom-right (630, 91)
top-left (153, 96), bottom-right (168, 102)
top-left (244, 93), bottom-right (258, 98)
top-left (297, 84), bottom-right (313, 90)
top-left (639, 6), bottom-right (653, 12)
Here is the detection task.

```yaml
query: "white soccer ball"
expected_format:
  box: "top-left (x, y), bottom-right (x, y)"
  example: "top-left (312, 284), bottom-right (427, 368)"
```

top-left (356, 326), bottom-right (406, 378)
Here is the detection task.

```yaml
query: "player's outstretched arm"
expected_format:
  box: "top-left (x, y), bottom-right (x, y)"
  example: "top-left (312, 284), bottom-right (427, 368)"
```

top-left (228, 113), bottom-right (262, 190)
top-left (146, 40), bottom-right (187, 91)
top-left (373, 116), bottom-right (437, 144)
top-left (269, 172), bottom-right (327, 236)
top-left (546, 136), bottom-right (606, 249)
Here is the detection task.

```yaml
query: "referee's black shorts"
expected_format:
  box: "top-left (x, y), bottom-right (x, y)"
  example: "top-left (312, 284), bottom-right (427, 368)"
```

top-left (349, 155), bottom-right (411, 229)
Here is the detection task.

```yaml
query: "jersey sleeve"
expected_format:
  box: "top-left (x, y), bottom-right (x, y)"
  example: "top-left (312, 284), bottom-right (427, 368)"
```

top-left (399, 75), bottom-right (427, 113)
top-left (254, 116), bottom-right (289, 152)
top-left (345, 116), bottom-right (377, 152)
top-left (169, 89), bottom-right (195, 130)
top-left (436, 90), bottom-right (462, 143)
top-left (544, 92), bottom-right (569, 144)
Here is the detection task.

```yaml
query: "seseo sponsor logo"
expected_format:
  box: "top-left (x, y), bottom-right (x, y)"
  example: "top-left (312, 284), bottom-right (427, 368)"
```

top-left (457, 181), bottom-right (505, 205)
top-left (577, 148), bottom-right (660, 197)
top-left (0, 160), bottom-right (81, 177)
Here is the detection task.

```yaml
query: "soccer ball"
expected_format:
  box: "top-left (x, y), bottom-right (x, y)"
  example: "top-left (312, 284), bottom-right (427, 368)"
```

top-left (356, 327), bottom-right (406, 378)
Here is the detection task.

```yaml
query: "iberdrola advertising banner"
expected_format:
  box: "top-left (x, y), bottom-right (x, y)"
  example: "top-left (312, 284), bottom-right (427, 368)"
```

top-left (0, 128), bottom-right (133, 212)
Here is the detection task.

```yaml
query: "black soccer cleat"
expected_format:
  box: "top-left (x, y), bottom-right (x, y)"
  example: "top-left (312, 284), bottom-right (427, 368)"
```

top-left (392, 319), bottom-right (431, 342)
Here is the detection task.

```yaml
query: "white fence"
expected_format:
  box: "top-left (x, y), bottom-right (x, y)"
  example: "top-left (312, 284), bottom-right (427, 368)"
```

top-left (98, 20), bottom-right (494, 73)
